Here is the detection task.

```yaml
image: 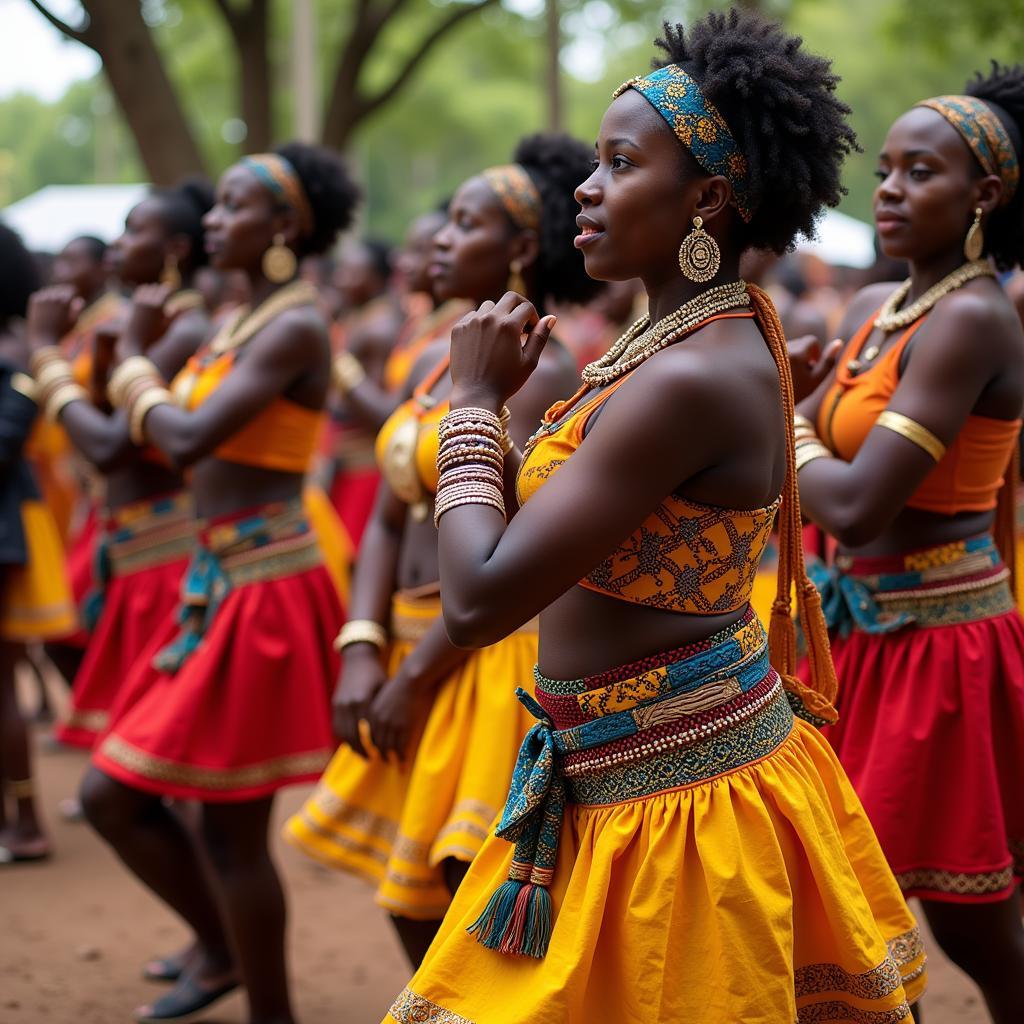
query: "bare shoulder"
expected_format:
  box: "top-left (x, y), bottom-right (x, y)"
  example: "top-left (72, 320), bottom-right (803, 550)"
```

top-left (836, 282), bottom-right (900, 340)
top-left (248, 303), bottom-right (328, 364)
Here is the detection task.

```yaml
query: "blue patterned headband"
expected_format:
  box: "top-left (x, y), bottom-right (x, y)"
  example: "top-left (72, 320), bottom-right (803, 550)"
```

top-left (613, 64), bottom-right (754, 222)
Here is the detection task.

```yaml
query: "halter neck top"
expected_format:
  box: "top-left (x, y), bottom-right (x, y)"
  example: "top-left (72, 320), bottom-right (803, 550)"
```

top-left (819, 310), bottom-right (1021, 514)
top-left (375, 355), bottom-right (450, 519)
top-left (517, 311), bottom-right (780, 615)
top-left (171, 348), bottom-right (322, 474)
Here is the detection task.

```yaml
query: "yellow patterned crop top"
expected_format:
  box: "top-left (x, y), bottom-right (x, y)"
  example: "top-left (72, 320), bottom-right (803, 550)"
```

top-left (374, 355), bottom-right (450, 521)
top-left (517, 319), bottom-right (780, 615)
top-left (171, 349), bottom-right (322, 474)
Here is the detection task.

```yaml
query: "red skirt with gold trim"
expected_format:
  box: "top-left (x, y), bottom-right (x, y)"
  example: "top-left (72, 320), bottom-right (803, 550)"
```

top-left (62, 505), bottom-right (99, 649)
top-left (92, 504), bottom-right (342, 802)
top-left (815, 538), bottom-right (1024, 903)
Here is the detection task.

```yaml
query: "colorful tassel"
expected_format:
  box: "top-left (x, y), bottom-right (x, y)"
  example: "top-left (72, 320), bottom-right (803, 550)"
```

top-left (467, 880), bottom-right (553, 958)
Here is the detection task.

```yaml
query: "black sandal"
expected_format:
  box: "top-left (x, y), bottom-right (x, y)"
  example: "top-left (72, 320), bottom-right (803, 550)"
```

top-left (141, 956), bottom-right (184, 984)
top-left (133, 975), bottom-right (239, 1022)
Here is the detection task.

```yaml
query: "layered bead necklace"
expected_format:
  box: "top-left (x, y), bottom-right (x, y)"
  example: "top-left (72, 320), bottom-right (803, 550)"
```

top-left (581, 279), bottom-right (750, 388)
top-left (872, 260), bottom-right (994, 334)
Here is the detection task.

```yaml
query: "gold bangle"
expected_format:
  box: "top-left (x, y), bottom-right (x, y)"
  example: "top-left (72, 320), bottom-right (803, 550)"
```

top-left (875, 410), bottom-right (947, 463)
top-left (333, 619), bottom-right (388, 653)
top-left (108, 356), bottom-right (163, 408)
top-left (795, 440), bottom-right (832, 472)
top-left (11, 372), bottom-right (38, 404)
top-left (332, 351), bottom-right (366, 394)
top-left (128, 386), bottom-right (173, 445)
top-left (45, 382), bottom-right (88, 422)
top-left (29, 346), bottom-right (64, 377)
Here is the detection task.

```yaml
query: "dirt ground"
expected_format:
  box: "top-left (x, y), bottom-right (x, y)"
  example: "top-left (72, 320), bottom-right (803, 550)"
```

top-left (1, 691), bottom-right (991, 1024)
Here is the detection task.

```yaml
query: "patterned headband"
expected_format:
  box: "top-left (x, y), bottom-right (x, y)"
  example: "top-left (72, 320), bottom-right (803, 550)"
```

top-left (481, 165), bottom-right (542, 232)
top-left (241, 154), bottom-right (315, 235)
top-left (916, 96), bottom-right (1019, 205)
top-left (614, 64), bottom-right (754, 222)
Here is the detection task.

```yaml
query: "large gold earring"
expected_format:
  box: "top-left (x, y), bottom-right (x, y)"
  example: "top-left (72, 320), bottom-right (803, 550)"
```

top-left (262, 233), bottom-right (297, 284)
top-left (160, 253), bottom-right (181, 290)
top-left (506, 259), bottom-right (526, 295)
top-left (678, 216), bottom-right (721, 283)
top-left (964, 207), bottom-right (984, 262)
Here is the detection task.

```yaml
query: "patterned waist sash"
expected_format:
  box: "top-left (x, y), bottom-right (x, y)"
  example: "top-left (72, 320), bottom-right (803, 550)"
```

top-left (809, 534), bottom-right (1014, 637)
top-left (154, 499), bottom-right (322, 673)
top-left (469, 609), bottom-right (794, 959)
top-left (82, 492), bottom-right (195, 631)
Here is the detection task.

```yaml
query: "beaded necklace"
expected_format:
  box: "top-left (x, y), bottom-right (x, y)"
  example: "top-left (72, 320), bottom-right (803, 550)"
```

top-left (872, 260), bottom-right (994, 334)
top-left (581, 279), bottom-right (749, 388)
top-left (209, 279), bottom-right (319, 355)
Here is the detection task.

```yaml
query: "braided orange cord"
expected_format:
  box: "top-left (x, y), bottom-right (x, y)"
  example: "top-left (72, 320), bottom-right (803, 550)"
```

top-left (748, 284), bottom-right (839, 722)
top-left (994, 439), bottom-right (1019, 596)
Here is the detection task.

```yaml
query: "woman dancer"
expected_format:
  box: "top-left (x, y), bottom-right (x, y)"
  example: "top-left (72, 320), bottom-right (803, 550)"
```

top-left (0, 223), bottom-right (76, 863)
top-left (286, 134), bottom-right (590, 968)
top-left (384, 12), bottom-right (925, 1023)
top-left (25, 181), bottom-right (214, 752)
top-left (76, 143), bottom-right (359, 1024)
top-left (793, 65), bottom-right (1024, 1022)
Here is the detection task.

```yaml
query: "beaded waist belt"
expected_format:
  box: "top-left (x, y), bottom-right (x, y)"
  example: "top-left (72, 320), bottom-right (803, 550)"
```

top-left (153, 499), bottom-right (321, 673)
top-left (809, 534), bottom-right (1014, 636)
top-left (468, 609), bottom-right (793, 959)
top-left (81, 492), bottom-right (195, 631)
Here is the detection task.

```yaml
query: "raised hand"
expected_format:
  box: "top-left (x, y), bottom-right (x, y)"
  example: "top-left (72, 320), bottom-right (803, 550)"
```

top-left (788, 334), bottom-right (842, 404)
top-left (26, 286), bottom-right (80, 348)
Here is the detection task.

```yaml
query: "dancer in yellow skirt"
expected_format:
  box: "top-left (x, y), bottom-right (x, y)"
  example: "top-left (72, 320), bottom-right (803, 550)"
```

top-left (285, 134), bottom-right (597, 967)
top-left (384, 10), bottom-right (925, 1022)
top-left (0, 224), bottom-right (75, 863)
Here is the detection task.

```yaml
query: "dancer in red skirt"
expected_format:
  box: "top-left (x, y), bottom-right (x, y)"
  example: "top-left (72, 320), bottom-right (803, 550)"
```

top-left (76, 143), bottom-right (360, 1024)
top-left (792, 65), bottom-right (1024, 1022)
top-left (25, 180), bottom-right (214, 752)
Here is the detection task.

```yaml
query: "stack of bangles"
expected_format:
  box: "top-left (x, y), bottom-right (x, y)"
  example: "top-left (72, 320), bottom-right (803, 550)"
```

top-left (433, 405), bottom-right (513, 528)
top-left (107, 356), bottom-right (174, 445)
top-left (333, 618), bottom-right (389, 654)
top-left (332, 351), bottom-right (366, 395)
top-left (793, 413), bottom-right (834, 472)
top-left (29, 347), bottom-right (88, 422)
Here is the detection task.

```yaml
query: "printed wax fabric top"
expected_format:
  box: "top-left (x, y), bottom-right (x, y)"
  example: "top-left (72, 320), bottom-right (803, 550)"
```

top-left (375, 355), bottom-right (450, 511)
top-left (171, 348), bottom-right (321, 474)
top-left (517, 329), bottom-right (780, 615)
top-left (819, 311), bottom-right (1021, 514)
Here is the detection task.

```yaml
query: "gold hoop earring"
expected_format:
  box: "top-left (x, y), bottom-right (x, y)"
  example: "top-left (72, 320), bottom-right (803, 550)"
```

top-left (964, 207), bottom-right (984, 262)
top-left (160, 253), bottom-right (181, 290)
top-left (678, 216), bottom-right (720, 283)
top-left (262, 233), bottom-right (297, 284)
top-left (506, 259), bottom-right (526, 296)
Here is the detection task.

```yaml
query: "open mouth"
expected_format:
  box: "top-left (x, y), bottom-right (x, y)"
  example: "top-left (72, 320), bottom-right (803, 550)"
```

top-left (574, 224), bottom-right (605, 249)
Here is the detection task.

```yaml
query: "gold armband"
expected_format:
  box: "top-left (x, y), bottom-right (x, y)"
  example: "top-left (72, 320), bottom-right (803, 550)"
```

top-left (108, 356), bottom-right (164, 409)
top-left (875, 411), bottom-right (946, 463)
top-left (794, 439), bottom-right (832, 473)
top-left (128, 386), bottom-right (173, 445)
top-left (332, 351), bottom-right (366, 395)
top-left (45, 382), bottom-right (88, 422)
top-left (333, 619), bottom-right (388, 654)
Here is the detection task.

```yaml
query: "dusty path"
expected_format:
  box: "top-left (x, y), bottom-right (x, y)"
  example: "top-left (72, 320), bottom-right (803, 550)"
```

top-left (1, 717), bottom-right (991, 1023)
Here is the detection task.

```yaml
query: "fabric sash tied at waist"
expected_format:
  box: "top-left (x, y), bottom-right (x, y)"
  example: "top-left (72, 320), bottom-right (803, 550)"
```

top-left (153, 500), bottom-right (316, 673)
top-left (806, 557), bottom-right (914, 638)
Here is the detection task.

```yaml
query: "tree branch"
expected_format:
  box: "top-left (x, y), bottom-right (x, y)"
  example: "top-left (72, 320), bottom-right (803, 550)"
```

top-left (361, 0), bottom-right (499, 120)
top-left (26, 0), bottom-right (90, 46)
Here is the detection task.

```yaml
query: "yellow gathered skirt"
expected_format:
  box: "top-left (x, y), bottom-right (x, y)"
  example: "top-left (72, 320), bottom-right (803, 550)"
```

top-left (0, 500), bottom-right (77, 642)
top-left (386, 718), bottom-right (926, 1024)
top-left (285, 589), bottom-right (540, 919)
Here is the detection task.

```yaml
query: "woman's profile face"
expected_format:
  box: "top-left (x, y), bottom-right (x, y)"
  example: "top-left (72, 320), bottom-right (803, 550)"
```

top-left (873, 107), bottom-right (986, 264)
top-left (430, 178), bottom-right (518, 305)
top-left (574, 90), bottom-right (696, 285)
top-left (203, 165), bottom-right (278, 273)
top-left (106, 199), bottom-right (169, 287)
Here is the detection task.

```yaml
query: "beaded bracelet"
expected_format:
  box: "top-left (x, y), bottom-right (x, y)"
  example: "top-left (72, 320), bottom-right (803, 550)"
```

top-left (433, 485), bottom-right (506, 527)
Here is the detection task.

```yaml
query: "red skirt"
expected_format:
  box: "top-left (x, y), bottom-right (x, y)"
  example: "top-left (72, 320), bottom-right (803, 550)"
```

top-left (816, 540), bottom-right (1024, 903)
top-left (57, 558), bottom-right (187, 749)
top-left (62, 505), bottom-right (99, 649)
top-left (93, 545), bottom-right (341, 802)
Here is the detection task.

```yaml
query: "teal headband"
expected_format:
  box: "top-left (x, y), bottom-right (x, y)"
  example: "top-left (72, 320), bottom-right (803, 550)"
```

top-left (614, 64), bottom-right (754, 222)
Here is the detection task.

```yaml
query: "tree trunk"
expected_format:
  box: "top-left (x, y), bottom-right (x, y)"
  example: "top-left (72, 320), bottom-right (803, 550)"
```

top-left (80, 0), bottom-right (207, 183)
top-left (545, 0), bottom-right (562, 131)
top-left (225, 0), bottom-right (272, 153)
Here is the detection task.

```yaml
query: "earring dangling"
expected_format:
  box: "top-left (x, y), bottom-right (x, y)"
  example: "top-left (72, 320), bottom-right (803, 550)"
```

top-left (678, 216), bottom-right (720, 283)
top-left (160, 253), bottom-right (181, 290)
top-left (964, 207), bottom-right (985, 262)
top-left (506, 259), bottom-right (527, 296)
top-left (262, 233), bottom-right (297, 284)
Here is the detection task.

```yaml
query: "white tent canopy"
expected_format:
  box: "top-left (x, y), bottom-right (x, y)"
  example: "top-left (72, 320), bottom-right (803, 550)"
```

top-left (2, 183), bottom-right (149, 252)
top-left (796, 208), bottom-right (876, 269)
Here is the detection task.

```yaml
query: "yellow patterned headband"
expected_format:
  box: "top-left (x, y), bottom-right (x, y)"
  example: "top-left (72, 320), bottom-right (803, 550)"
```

top-left (242, 154), bottom-right (315, 235)
top-left (481, 165), bottom-right (542, 232)
top-left (916, 95), bottom-right (1019, 205)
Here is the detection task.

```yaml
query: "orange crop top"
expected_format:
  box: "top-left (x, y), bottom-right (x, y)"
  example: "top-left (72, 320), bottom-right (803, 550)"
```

top-left (171, 349), bottom-right (322, 474)
top-left (375, 356), bottom-right (449, 519)
top-left (819, 311), bottom-right (1021, 514)
top-left (517, 313), bottom-right (780, 615)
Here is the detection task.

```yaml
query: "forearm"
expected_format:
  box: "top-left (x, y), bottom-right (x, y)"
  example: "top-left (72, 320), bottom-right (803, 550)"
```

top-left (798, 457), bottom-right (902, 548)
top-left (396, 618), bottom-right (471, 695)
top-left (340, 377), bottom-right (400, 432)
top-left (60, 402), bottom-right (135, 471)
